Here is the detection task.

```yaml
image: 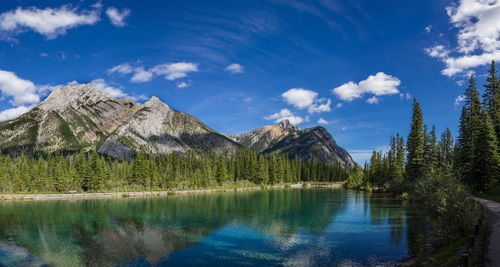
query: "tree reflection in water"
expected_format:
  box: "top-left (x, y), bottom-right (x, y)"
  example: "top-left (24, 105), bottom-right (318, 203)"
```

top-left (0, 189), bottom-right (428, 266)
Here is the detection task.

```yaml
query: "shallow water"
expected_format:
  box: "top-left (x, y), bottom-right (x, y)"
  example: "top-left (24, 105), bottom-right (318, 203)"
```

top-left (0, 189), bottom-right (427, 266)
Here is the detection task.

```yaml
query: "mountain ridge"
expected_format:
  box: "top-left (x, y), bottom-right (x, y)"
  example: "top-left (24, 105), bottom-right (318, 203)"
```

top-left (0, 84), bottom-right (355, 166)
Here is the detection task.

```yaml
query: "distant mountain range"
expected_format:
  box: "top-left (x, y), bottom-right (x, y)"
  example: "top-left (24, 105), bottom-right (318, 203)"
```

top-left (0, 84), bottom-right (355, 167)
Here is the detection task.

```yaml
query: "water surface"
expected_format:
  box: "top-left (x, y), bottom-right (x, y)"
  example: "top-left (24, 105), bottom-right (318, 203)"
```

top-left (0, 189), bottom-right (427, 266)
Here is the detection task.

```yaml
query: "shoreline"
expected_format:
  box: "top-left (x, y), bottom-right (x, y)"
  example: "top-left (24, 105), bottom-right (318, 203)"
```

top-left (0, 182), bottom-right (344, 201)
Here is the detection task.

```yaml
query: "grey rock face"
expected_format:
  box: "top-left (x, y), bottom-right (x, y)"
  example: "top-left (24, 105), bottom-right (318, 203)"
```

top-left (0, 85), bottom-right (355, 167)
top-left (263, 126), bottom-right (356, 167)
top-left (226, 119), bottom-right (299, 152)
top-left (98, 96), bottom-right (243, 159)
top-left (0, 84), bottom-right (141, 155)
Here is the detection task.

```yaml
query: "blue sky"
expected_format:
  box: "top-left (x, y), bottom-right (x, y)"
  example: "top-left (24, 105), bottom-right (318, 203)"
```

top-left (0, 0), bottom-right (499, 163)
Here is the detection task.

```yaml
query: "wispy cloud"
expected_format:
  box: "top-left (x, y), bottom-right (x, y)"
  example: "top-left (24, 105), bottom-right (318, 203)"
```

top-left (264, 108), bottom-right (304, 124)
top-left (225, 63), bottom-right (245, 74)
top-left (454, 94), bottom-right (465, 107)
top-left (90, 79), bottom-right (146, 101)
top-left (317, 118), bottom-right (329, 125)
top-left (0, 4), bottom-right (100, 40)
top-left (108, 62), bottom-right (198, 83)
top-left (425, 0), bottom-right (500, 76)
top-left (106, 7), bottom-right (130, 27)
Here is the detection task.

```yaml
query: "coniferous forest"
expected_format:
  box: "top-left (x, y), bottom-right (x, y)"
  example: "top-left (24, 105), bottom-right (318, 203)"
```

top-left (352, 61), bottom-right (499, 195)
top-left (0, 149), bottom-right (349, 193)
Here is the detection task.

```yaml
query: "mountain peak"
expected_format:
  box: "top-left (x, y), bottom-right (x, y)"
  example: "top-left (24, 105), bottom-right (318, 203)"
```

top-left (39, 84), bottom-right (111, 111)
top-left (278, 119), bottom-right (298, 130)
top-left (144, 96), bottom-right (169, 109)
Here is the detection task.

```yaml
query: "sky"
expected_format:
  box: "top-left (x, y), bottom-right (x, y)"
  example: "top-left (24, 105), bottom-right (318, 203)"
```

top-left (0, 0), bottom-right (499, 164)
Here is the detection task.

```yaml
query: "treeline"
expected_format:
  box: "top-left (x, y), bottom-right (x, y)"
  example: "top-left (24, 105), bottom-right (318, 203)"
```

top-left (346, 61), bottom-right (500, 238)
top-left (0, 150), bottom-right (349, 193)
top-left (354, 61), bottom-right (499, 194)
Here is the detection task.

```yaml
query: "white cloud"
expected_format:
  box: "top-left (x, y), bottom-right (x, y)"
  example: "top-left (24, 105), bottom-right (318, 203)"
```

top-left (90, 79), bottom-right (146, 101)
top-left (130, 67), bottom-right (153, 83)
top-left (264, 108), bottom-right (304, 125)
top-left (40, 52), bottom-right (49, 58)
top-left (108, 62), bottom-right (198, 83)
top-left (425, 25), bottom-right (432, 33)
top-left (225, 63), bottom-right (245, 74)
top-left (0, 4), bottom-right (100, 40)
top-left (427, 0), bottom-right (500, 76)
top-left (336, 103), bottom-right (343, 108)
top-left (332, 72), bottom-right (401, 102)
top-left (425, 45), bottom-right (450, 58)
top-left (106, 7), bottom-right (130, 27)
top-left (0, 105), bottom-right (33, 122)
top-left (341, 126), bottom-right (347, 131)
top-left (177, 81), bottom-right (190, 88)
top-left (151, 62), bottom-right (198, 80)
top-left (317, 118), bottom-right (328, 125)
top-left (454, 94), bottom-right (466, 107)
top-left (366, 96), bottom-right (379, 104)
top-left (282, 88), bottom-right (318, 109)
top-left (107, 63), bottom-right (133, 75)
top-left (400, 92), bottom-right (412, 100)
top-left (308, 98), bottom-right (331, 113)
top-left (0, 70), bottom-right (39, 106)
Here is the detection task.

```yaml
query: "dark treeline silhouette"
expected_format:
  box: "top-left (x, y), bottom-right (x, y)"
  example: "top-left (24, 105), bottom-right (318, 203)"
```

top-left (0, 149), bottom-right (350, 193)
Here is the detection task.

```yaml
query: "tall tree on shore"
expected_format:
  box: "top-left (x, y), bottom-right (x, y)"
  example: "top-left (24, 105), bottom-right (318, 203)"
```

top-left (438, 128), bottom-right (454, 173)
top-left (423, 125), bottom-right (439, 175)
top-left (456, 75), bottom-right (482, 187)
top-left (483, 61), bottom-right (500, 143)
top-left (472, 111), bottom-right (500, 191)
top-left (406, 98), bottom-right (425, 181)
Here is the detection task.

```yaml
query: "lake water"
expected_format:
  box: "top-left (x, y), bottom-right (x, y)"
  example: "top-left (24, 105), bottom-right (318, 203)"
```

top-left (0, 189), bottom-right (427, 266)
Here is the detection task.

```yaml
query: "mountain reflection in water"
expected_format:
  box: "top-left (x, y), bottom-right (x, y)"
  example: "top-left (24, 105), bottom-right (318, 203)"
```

top-left (0, 189), bottom-right (427, 266)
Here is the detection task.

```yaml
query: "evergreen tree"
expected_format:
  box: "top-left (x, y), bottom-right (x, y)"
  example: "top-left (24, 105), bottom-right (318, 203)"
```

top-left (438, 128), bottom-right (454, 173)
top-left (406, 97), bottom-right (425, 181)
top-left (456, 75), bottom-right (483, 187)
top-left (215, 154), bottom-right (227, 184)
top-left (483, 61), bottom-right (500, 142)
top-left (472, 111), bottom-right (500, 192)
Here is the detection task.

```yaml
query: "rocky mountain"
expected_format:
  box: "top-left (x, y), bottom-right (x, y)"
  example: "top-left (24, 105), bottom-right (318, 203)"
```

top-left (227, 120), bottom-right (355, 167)
top-left (98, 96), bottom-right (243, 160)
top-left (226, 120), bottom-right (299, 152)
top-left (263, 126), bottom-right (356, 167)
top-left (0, 84), bottom-right (355, 166)
top-left (0, 84), bottom-right (141, 155)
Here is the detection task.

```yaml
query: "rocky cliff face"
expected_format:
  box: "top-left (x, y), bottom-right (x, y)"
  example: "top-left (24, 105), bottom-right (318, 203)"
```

top-left (228, 120), bottom-right (355, 167)
top-left (0, 84), bottom-right (141, 155)
top-left (226, 120), bottom-right (299, 152)
top-left (0, 84), bottom-right (355, 166)
top-left (263, 126), bottom-right (356, 167)
top-left (98, 96), bottom-right (243, 159)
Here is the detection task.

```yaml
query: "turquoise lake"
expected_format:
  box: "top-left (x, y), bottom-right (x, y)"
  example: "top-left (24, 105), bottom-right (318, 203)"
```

top-left (0, 189), bottom-right (428, 266)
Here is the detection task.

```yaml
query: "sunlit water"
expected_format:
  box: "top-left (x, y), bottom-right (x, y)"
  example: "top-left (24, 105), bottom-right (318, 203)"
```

top-left (0, 189), bottom-right (427, 266)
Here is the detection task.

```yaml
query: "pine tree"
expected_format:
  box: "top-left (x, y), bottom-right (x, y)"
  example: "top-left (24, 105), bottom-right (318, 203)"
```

top-left (406, 97), bottom-right (425, 181)
top-left (438, 128), bottom-right (454, 173)
top-left (472, 111), bottom-right (500, 192)
top-left (423, 125), bottom-right (439, 175)
top-left (483, 61), bottom-right (500, 142)
top-left (215, 154), bottom-right (227, 184)
top-left (456, 75), bottom-right (483, 187)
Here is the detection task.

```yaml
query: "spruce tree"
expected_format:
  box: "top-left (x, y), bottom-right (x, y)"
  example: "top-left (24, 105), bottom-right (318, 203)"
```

top-left (472, 111), bottom-right (500, 192)
top-left (456, 75), bottom-right (483, 187)
top-left (406, 97), bottom-right (425, 181)
top-left (483, 61), bottom-right (500, 142)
